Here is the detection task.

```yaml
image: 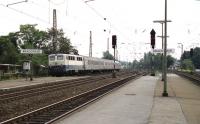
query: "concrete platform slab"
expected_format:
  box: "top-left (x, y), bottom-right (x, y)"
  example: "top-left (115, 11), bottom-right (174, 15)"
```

top-left (168, 74), bottom-right (200, 124)
top-left (54, 76), bottom-right (158, 124)
top-left (149, 97), bottom-right (187, 124)
top-left (150, 73), bottom-right (200, 124)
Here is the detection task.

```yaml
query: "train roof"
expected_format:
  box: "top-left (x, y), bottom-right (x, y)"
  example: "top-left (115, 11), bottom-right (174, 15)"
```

top-left (48, 53), bottom-right (121, 63)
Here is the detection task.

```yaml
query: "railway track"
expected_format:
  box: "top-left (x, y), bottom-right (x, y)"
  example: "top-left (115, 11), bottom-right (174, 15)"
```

top-left (174, 71), bottom-right (200, 85)
top-left (0, 72), bottom-right (145, 124)
top-left (0, 71), bottom-right (131, 103)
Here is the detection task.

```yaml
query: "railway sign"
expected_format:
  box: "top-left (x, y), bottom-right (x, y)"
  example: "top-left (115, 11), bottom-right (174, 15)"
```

top-left (153, 49), bottom-right (175, 54)
top-left (21, 49), bottom-right (42, 54)
top-left (23, 61), bottom-right (31, 70)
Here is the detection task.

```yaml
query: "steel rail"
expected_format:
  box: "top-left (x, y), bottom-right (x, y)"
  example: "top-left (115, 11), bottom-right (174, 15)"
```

top-left (0, 71), bottom-right (133, 103)
top-left (0, 72), bottom-right (144, 124)
top-left (0, 74), bottom-right (112, 103)
top-left (174, 71), bottom-right (200, 85)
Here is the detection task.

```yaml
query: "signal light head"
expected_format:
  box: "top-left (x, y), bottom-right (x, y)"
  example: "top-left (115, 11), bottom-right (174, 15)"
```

top-left (112, 35), bottom-right (117, 48)
top-left (150, 29), bottom-right (156, 49)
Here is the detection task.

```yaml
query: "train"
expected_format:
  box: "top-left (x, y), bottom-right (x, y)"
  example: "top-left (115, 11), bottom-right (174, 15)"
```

top-left (48, 54), bottom-right (121, 76)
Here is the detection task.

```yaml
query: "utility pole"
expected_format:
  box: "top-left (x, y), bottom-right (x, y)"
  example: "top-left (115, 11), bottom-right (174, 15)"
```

top-left (178, 43), bottom-right (183, 71)
top-left (53, 9), bottom-right (57, 53)
top-left (89, 31), bottom-right (92, 57)
top-left (163, 0), bottom-right (168, 97)
top-left (107, 37), bottom-right (109, 52)
top-left (178, 43), bottom-right (183, 57)
top-left (157, 35), bottom-right (169, 81)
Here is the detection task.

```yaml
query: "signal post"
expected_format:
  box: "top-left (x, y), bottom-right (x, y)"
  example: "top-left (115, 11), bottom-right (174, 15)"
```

top-left (150, 29), bottom-right (156, 76)
top-left (112, 35), bottom-right (117, 78)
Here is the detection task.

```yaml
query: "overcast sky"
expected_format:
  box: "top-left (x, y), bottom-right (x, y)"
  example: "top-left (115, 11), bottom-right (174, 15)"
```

top-left (0, 0), bottom-right (200, 61)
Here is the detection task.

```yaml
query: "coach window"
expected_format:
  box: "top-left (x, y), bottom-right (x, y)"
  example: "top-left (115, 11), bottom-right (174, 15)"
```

top-left (49, 56), bottom-right (55, 61)
top-left (66, 56), bottom-right (69, 60)
top-left (57, 55), bottom-right (63, 60)
top-left (77, 57), bottom-right (82, 61)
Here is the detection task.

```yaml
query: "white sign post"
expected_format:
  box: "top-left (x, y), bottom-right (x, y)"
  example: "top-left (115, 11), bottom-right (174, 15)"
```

top-left (23, 61), bottom-right (31, 70)
top-left (21, 49), bottom-right (42, 54)
top-left (153, 48), bottom-right (175, 54)
top-left (21, 49), bottom-right (42, 81)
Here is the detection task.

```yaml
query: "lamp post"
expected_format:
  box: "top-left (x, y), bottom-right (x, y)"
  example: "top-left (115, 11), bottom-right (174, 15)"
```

top-left (178, 43), bottom-right (183, 71)
top-left (178, 43), bottom-right (183, 57)
top-left (163, 0), bottom-right (168, 97)
top-left (153, 20), bottom-right (171, 81)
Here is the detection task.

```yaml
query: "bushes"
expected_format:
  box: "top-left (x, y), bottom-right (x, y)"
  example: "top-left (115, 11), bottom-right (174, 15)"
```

top-left (0, 73), bottom-right (21, 81)
top-left (181, 59), bottom-right (195, 72)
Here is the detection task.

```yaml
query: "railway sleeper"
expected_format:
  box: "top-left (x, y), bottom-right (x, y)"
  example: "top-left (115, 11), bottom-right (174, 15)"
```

top-left (0, 73), bottom-right (141, 124)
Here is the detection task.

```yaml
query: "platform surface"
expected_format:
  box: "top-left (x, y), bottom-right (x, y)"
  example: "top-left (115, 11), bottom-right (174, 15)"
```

top-left (55, 75), bottom-right (157, 124)
top-left (0, 76), bottom-right (89, 89)
top-left (151, 74), bottom-right (200, 124)
top-left (54, 74), bottom-right (200, 124)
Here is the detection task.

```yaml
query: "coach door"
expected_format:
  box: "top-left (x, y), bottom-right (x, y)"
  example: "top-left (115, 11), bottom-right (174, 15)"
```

top-left (66, 55), bottom-right (69, 69)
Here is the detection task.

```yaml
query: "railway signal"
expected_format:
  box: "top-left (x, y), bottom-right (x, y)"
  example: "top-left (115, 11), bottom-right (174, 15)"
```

top-left (150, 29), bottom-right (156, 49)
top-left (112, 35), bottom-right (117, 78)
top-left (112, 35), bottom-right (117, 48)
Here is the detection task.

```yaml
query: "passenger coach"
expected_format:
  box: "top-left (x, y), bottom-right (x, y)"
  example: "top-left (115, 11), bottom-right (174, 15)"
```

top-left (48, 54), bottom-right (121, 75)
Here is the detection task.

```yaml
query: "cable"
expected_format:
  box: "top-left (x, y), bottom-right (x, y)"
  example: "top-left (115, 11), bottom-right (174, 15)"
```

top-left (0, 2), bottom-right (75, 38)
top-left (83, 1), bottom-right (105, 21)
top-left (49, 0), bottom-right (66, 6)
top-left (26, 0), bottom-right (51, 23)
top-left (82, 0), bottom-right (133, 43)
top-left (28, 0), bottom-right (49, 9)
top-left (0, 3), bottom-right (49, 24)
top-left (6, 0), bottom-right (28, 7)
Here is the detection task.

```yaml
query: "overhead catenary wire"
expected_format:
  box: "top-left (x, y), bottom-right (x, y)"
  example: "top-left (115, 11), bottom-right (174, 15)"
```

top-left (0, 3), bottom-right (49, 24)
top-left (49, 0), bottom-right (66, 6)
top-left (25, 0), bottom-right (51, 23)
top-left (0, 2), bottom-right (74, 36)
top-left (6, 0), bottom-right (28, 7)
top-left (82, 0), bottom-right (133, 44)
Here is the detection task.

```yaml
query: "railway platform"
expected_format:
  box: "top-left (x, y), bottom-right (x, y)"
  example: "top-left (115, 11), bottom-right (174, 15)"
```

top-left (54, 74), bottom-right (200, 124)
top-left (0, 76), bottom-right (89, 89)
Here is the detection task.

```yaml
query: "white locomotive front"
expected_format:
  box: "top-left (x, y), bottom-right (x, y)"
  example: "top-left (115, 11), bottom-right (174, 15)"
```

top-left (48, 54), bottom-right (84, 75)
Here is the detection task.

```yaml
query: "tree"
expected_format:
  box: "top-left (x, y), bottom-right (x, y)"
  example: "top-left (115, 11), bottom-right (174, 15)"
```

top-left (181, 59), bottom-right (195, 71)
top-left (46, 28), bottom-right (78, 54)
top-left (191, 47), bottom-right (200, 69)
top-left (131, 52), bottom-right (175, 71)
top-left (16, 24), bottom-right (48, 49)
top-left (0, 36), bottom-right (19, 64)
top-left (167, 55), bottom-right (175, 68)
top-left (132, 60), bottom-right (139, 70)
top-left (180, 47), bottom-right (200, 69)
top-left (0, 23), bottom-right (80, 78)
top-left (102, 51), bottom-right (114, 60)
